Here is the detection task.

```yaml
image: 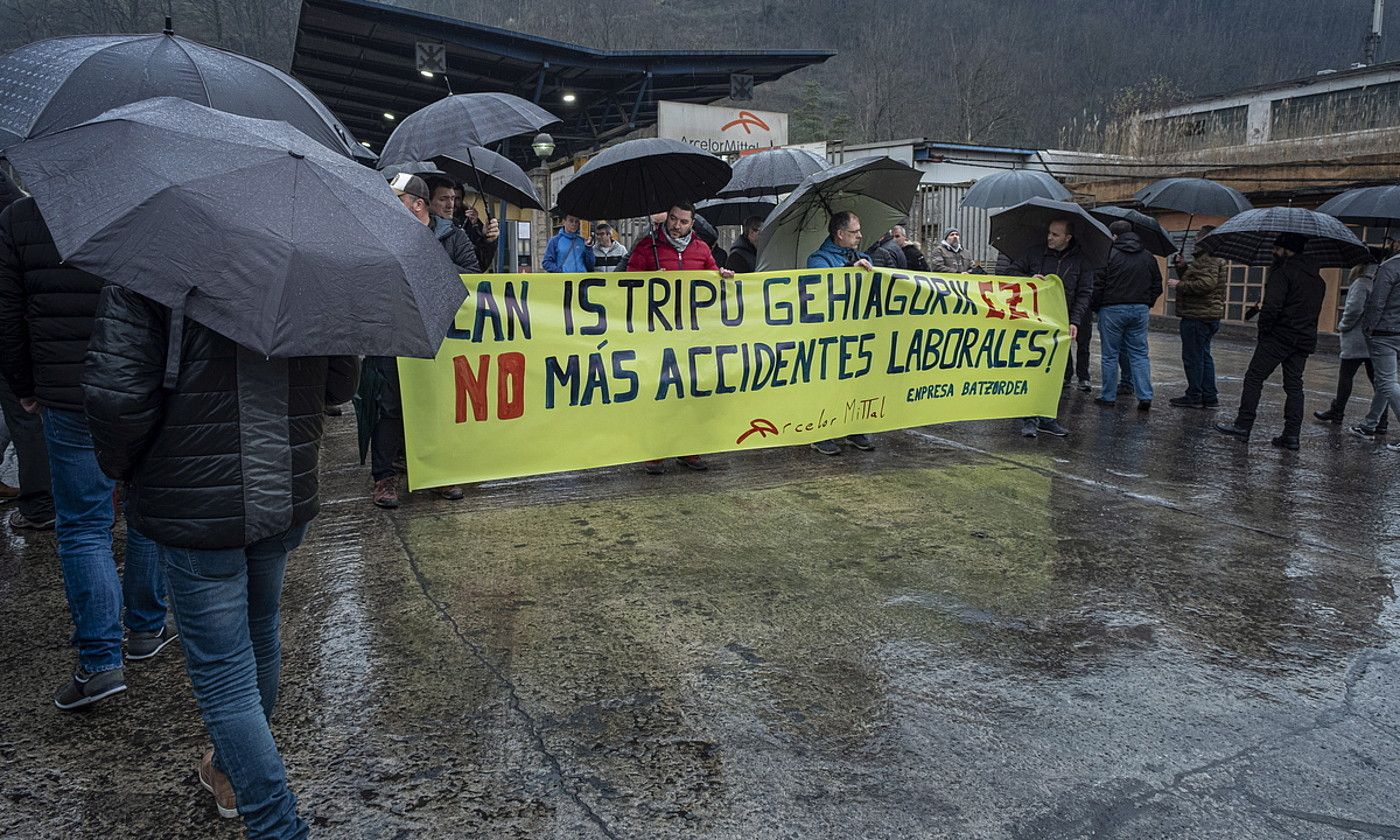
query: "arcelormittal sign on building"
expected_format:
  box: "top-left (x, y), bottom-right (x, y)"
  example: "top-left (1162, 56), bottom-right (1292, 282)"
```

top-left (657, 101), bottom-right (789, 153)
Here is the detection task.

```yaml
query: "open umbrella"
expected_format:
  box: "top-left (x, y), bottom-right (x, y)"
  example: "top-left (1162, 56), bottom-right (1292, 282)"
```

top-left (718, 147), bottom-right (829, 198)
top-left (1090, 206), bottom-right (1178, 256)
top-left (697, 196), bottom-right (779, 227)
top-left (990, 197), bottom-right (1114, 269)
top-left (1194, 207), bottom-right (1370, 267)
top-left (1134, 177), bottom-right (1252, 246)
top-left (1316, 185), bottom-right (1400, 230)
top-left (0, 29), bottom-right (364, 158)
top-left (755, 156), bottom-right (923, 271)
top-left (961, 169), bottom-right (1070, 209)
top-left (5, 97), bottom-right (466, 359)
top-left (377, 93), bottom-right (559, 166)
top-left (555, 138), bottom-right (732, 220)
top-left (425, 146), bottom-right (544, 211)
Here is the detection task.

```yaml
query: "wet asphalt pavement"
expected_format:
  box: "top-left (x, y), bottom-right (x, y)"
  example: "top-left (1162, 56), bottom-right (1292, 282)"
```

top-left (1, 333), bottom-right (1398, 839)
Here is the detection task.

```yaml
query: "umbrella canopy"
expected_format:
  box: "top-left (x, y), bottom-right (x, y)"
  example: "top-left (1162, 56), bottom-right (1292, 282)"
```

top-left (697, 196), bottom-right (779, 227)
top-left (5, 97), bottom-right (467, 359)
top-left (961, 169), bottom-right (1070, 209)
top-left (755, 155), bottom-right (923, 271)
top-left (1090, 206), bottom-right (1178, 256)
top-left (377, 93), bottom-right (559, 167)
top-left (1316, 185), bottom-right (1400, 229)
top-left (554, 138), bottom-right (732, 220)
top-left (1194, 206), bottom-right (1371, 267)
top-left (990, 197), bottom-right (1114, 269)
top-left (1133, 177), bottom-right (1252, 217)
top-left (0, 31), bottom-right (363, 158)
top-left (426, 146), bottom-right (544, 211)
top-left (718, 147), bottom-right (829, 198)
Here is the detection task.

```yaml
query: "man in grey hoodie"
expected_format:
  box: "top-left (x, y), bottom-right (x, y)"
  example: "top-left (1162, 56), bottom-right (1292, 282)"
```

top-left (1353, 251), bottom-right (1400, 451)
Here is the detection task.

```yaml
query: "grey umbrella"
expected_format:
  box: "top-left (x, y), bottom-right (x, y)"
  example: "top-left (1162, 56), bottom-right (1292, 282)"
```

top-left (1195, 207), bottom-right (1370, 267)
top-left (427, 146), bottom-right (544, 211)
top-left (1090, 206), bottom-right (1178, 256)
top-left (990, 198), bottom-right (1114, 269)
top-left (961, 169), bottom-right (1071, 209)
top-left (377, 93), bottom-right (559, 167)
top-left (5, 97), bottom-right (466, 359)
top-left (755, 156), bottom-right (923, 271)
top-left (1133, 177), bottom-right (1252, 246)
top-left (718, 148), bottom-right (829, 198)
top-left (0, 30), bottom-right (365, 158)
top-left (1316, 185), bottom-right (1400, 229)
top-left (697, 196), bottom-right (779, 227)
top-left (555, 138), bottom-right (732, 220)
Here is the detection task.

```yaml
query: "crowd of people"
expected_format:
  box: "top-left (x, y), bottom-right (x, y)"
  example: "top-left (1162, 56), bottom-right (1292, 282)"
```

top-left (2, 165), bottom-right (1398, 839)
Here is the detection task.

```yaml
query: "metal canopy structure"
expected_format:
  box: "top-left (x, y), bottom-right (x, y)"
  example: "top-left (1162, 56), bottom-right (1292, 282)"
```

top-left (292, 0), bottom-right (834, 166)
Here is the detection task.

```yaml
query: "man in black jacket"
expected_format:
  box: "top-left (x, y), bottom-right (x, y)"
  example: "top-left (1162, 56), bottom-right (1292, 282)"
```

top-left (84, 282), bottom-right (357, 836)
top-left (0, 195), bottom-right (173, 710)
top-left (1007, 218), bottom-right (1094, 438)
top-left (1215, 233), bottom-right (1325, 450)
top-left (869, 228), bottom-right (908, 269)
top-left (725, 215), bottom-right (763, 274)
top-left (1091, 220), bottom-right (1163, 410)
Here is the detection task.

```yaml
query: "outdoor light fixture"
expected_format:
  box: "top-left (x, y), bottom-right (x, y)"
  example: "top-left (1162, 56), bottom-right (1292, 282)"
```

top-left (419, 70), bottom-right (434, 78)
top-left (359, 141), bottom-right (372, 148)
top-left (383, 112), bottom-right (395, 120)
top-left (562, 93), bottom-right (577, 103)
top-left (531, 132), bottom-right (555, 158)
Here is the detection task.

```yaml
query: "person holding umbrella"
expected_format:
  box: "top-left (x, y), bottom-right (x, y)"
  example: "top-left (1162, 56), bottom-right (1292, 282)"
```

top-left (808, 211), bottom-right (877, 456)
top-left (1167, 226), bottom-right (1228, 409)
top-left (1214, 233), bottom-right (1325, 450)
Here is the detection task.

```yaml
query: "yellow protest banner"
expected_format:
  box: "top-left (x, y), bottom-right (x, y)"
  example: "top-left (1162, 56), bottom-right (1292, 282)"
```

top-left (399, 270), bottom-right (1069, 488)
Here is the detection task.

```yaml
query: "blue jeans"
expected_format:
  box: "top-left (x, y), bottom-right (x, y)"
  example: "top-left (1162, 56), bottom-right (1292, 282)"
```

top-left (1098, 304), bottom-right (1153, 401)
top-left (42, 408), bottom-right (165, 673)
top-left (161, 524), bottom-right (310, 839)
top-left (1179, 318), bottom-right (1221, 402)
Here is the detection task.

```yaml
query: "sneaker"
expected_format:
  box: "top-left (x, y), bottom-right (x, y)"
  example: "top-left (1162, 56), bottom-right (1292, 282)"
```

top-left (127, 625), bottom-right (180, 661)
top-left (372, 476), bottom-right (400, 508)
top-left (0, 481), bottom-right (17, 500)
top-left (1271, 435), bottom-right (1300, 451)
top-left (846, 434), bottom-right (875, 451)
top-left (1037, 418), bottom-right (1070, 437)
top-left (1313, 409), bottom-right (1342, 424)
top-left (1116, 382), bottom-right (1133, 396)
top-left (1077, 379), bottom-right (1091, 392)
top-left (1351, 424), bottom-right (1379, 440)
top-left (1214, 422), bottom-right (1251, 441)
top-left (1386, 441), bottom-right (1400, 452)
top-left (1138, 400), bottom-right (1152, 412)
top-left (811, 439), bottom-right (842, 455)
top-left (1093, 397), bottom-right (1116, 407)
top-left (8, 510), bottom-right (55, 530)
top-left (1169, 396), bottom-right (1203, 409)
top-left (643, 460), bottom-right (666, 474)
top-left (431, 485), bottom-right (465, 500)
top-left (679, 455), bottom-right (709, 471)
top-left (199, 751), bottom-right (239, 819)
top-left (1020, 419), bottom-right (1039, 439)
top-left (1201, 400), bottom-right (1221, 409)
top-left (54, 666), bottom-right (127, 710)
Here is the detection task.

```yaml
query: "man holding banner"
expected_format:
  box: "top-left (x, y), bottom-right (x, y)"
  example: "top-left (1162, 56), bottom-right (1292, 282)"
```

top-left (807, 211), bottom-right (878, 456)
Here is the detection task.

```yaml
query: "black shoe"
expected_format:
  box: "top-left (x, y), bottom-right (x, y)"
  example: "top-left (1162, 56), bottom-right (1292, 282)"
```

top-left (679, 455), bottom-right (709, 470)
top-left (1313, 409), bottom-right (1342, 424)
top-left (1200, 399), bottom-right (1220, 409)
top-left (1020, 419), bottom-right (1039, 438)
top-left (643, 460), bottom-right (666, 474)
top-left (127, 625), bottom-right (179, 661)
top-left (1169, 396), bottom-right (1203, 409)
top-left (1214, 422), bottom-right (1250, 441)
top-left (1093, 397), bottom-right (1116, 407)
top-left (1271, 435), bottom-right (1300, 451)
top-left (1116, 382), bottom-right (1133, 396)
top-left (1351, 424), bottom-right (1379, 440)
top-left (1076, 379), bottom-right (1091, 392)
top-left (811, 440), bottom-right (841, 456)
top-left (324, 404), bottom-right (344, 417)
top-left (1137, 400), bottom-right (1152, 412)
top-left (1037, 418), bottom-right (1070, 437)
top-left (54, 666), bottom-right (127, 711)
top-left (846, 434), bottom-right (875, 451)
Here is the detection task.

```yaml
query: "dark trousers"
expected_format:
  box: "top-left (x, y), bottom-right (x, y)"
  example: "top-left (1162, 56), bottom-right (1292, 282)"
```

top-left (0, 374), bottom-right (54, 521)
top-left (1328, 358), bottom-right (1384, 427)
top-left (366, 356), bottom-right (405, 482)
top-left (1179, 318), bottom-right (1221, 403)
top-left (1066, 314), bottom-right (1093, 383)
top-left (1235, 338), bottom-right (1309, 436)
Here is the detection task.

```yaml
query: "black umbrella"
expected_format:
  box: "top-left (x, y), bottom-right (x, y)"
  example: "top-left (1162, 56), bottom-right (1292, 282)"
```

top-left (1194, 207), bottom-right (1370, 267)
top-left (377, 93), bottom-right (559, 166)
top-left (555, 138), bottom-right (732, 220)
top-left (961, 169), bottom-right (1070, 209)
top-left (426, 146), bottom-right (544, 211)
top-left (1316, 185), bottom-right (1400, 229)
top-left (0, 30), bottom-right (364, 158)
top-left (1133, 177), bottom-right (1252, 246)
top-left (717, 147), bottom-right (829, 198)
top-left (1090, 206), bottom-right (1178, 256)
top-left (697, 196), bottom-right (778, 227)
top-left (990, 197), bottom-right (1114, 269)
top-left (5, 97), bottom-right (466, 359)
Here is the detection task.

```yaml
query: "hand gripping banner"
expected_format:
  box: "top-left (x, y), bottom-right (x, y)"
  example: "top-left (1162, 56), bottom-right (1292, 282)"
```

top-left (399, 270), bottom-right (1069, 488)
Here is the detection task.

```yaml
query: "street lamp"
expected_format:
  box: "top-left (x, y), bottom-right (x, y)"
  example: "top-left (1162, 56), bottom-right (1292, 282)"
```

top-left (531, 132), bottom-right (555, 159)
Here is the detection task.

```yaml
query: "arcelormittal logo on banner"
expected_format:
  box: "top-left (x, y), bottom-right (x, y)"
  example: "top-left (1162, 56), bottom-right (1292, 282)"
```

top-left (657, 101), bottom-right (789, 153)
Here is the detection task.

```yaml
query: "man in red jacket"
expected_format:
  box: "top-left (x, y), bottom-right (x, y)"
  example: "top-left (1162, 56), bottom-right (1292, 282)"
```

top-left (626, 203), bottom-right (734, 473)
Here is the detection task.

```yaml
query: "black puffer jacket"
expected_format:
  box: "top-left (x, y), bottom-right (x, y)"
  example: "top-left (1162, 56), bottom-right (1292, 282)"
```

top-left (1007, 242), bottom-right (1094, 325)
top-left (0, 197), bottom-right (106, 411)
top-left (1258, 255), bottom-right (1325, 353)
top-left (1091, 232), bottom-right (1163, 310)
top-left (84, 285), bottom-right (358, 549)
top-left (869, 235), bottom-right (908, 269)
top-left (727, 235), bottom-right (757, 274)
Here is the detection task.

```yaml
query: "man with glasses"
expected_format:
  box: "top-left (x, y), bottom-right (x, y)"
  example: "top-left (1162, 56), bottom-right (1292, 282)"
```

top-left (807, 211), bottom-right (877, 457)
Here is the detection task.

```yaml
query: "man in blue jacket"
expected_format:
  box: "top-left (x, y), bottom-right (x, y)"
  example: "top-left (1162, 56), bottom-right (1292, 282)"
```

top-left (542, 214), bottom-right (596, 273)
top-left (807, 211), bottom-right (876, 456)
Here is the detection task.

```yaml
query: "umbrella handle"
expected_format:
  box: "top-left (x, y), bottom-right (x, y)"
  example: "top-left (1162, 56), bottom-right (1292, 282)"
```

top-left (464, 146), bottom-right (495, 222)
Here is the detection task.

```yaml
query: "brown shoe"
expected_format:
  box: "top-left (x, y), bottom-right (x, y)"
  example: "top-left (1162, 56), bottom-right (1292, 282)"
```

top-left (0, 481), bottom-right (18, 500)
top-left (372, 476), bottom-right (400, 509)
top-left (198, 750), bottom-right (238, 819)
